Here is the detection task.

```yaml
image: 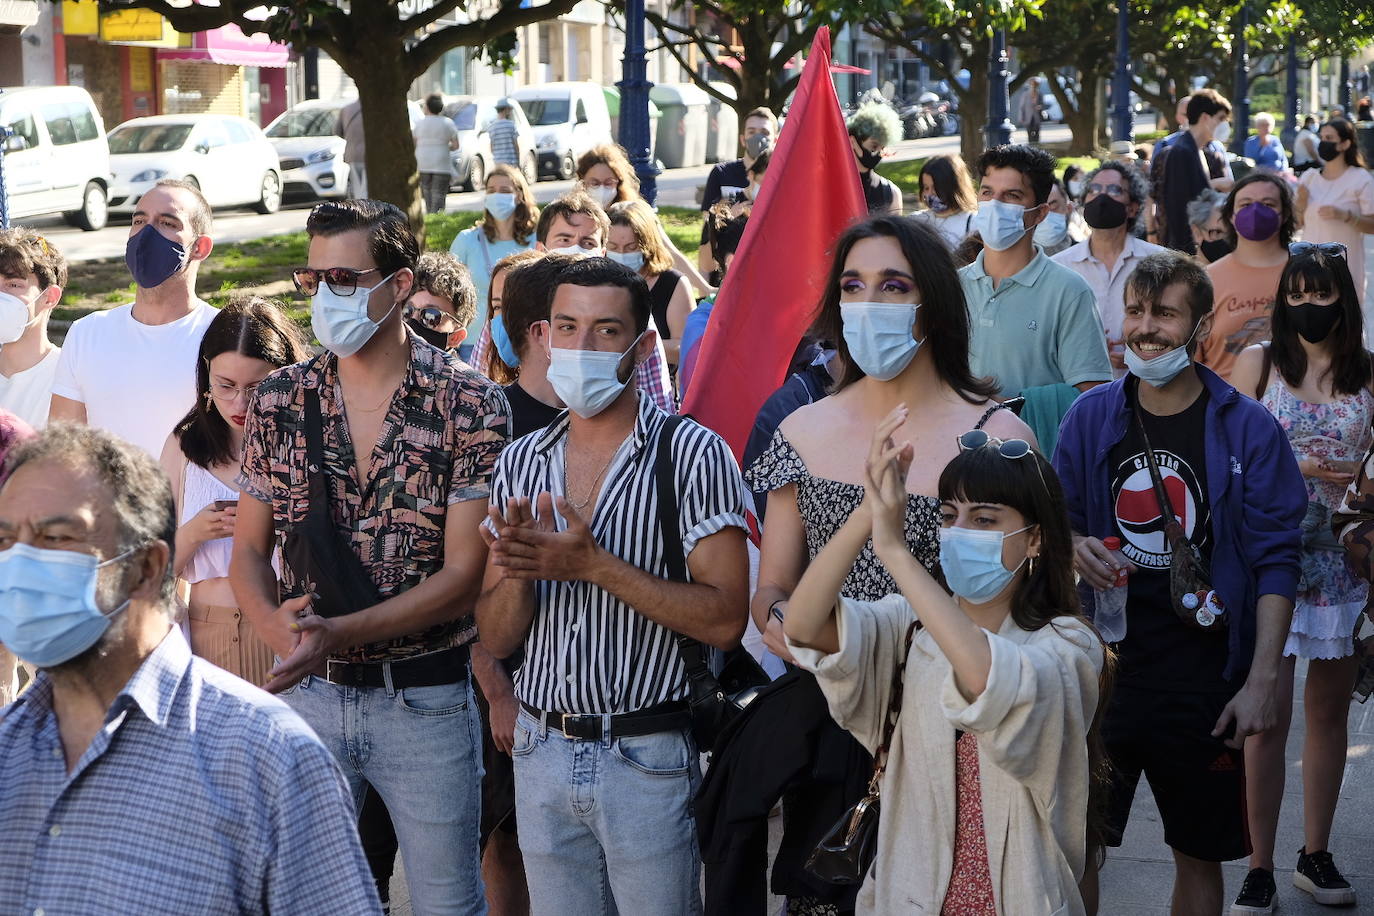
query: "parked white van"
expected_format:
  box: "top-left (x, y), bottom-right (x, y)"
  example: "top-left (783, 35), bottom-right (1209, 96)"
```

top-left (512, 82), bottom-right (612, 180)
top-left (0, 86), bottom-right (111, 230)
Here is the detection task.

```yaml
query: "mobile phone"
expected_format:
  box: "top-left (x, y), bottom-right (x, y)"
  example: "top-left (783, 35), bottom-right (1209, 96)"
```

top-left (213, 499), bottom-right (239, 512)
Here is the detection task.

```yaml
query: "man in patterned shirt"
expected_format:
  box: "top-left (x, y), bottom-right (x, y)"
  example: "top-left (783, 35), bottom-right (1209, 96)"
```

top-left (231, 199), bottom-right (511, 916)
top-left (0, 424), bottom-right (379, 914)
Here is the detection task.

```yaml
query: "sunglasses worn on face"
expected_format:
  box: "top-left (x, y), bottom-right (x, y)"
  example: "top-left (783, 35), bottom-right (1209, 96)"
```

top-left (1289, 241), bottom-right (1347, 261)
top-left (1087, 183), bottom-right (1127, 198)
top-left (403, 302), bottom-right (459, 332)
top-left (292, 266), bottom-right (381, 297)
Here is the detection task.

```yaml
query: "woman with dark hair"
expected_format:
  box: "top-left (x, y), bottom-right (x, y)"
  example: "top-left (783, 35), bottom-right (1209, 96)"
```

top-left (912, 153), bottom-right (977, 249)
top-left (1296, 118), bottom-right (1374, 301)
top-left (158, 297), bottom-right (307, 684)
top-left (1227, 244), bottom-right (1371, 911)
top-left (449, 163), bottom-right (539, 360)
top-left (1195, 172), bottom-right (1296, 381)
top-left (746, 214), bottom-right (1033, 915)
top-left (785, 410), bottom-right (1108, 914)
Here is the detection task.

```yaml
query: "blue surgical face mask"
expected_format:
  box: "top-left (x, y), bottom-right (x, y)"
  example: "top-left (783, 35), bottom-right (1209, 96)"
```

top-left (491, 313), bottom-right (521, 367)
top-left (546, 332), bottom-right (642, 418)
top-left (311, 272), bottom-right (398, 358)
top-left (973, 199), bottom-right (1038, 251)
top-left (1123, 323), bottom-right (1199, 388)
top-left (607, 250), bottom-right (645, 272)
top-left (939, 524), bottom-right (1033, 605)
top-left (0, 543), bottom-right (138, 668)
top-left (1033, 210), bottom-right (1069, 247)
top-left (485, 192), bottom-right (518, 221)
top-left (126, 223), bottom-right (190, 289)
top-left (840, 302), bottom-right (922, 381)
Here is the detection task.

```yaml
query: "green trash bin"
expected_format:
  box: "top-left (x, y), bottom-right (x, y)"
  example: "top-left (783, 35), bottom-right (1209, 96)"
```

top-left (650, 83), bottom-right (710, 169)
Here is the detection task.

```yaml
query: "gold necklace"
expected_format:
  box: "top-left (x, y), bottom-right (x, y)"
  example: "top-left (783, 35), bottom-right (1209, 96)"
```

top-left (340, 382), bottom-right (395, 413)
top-left (564, 447), bottom-right (618, 512)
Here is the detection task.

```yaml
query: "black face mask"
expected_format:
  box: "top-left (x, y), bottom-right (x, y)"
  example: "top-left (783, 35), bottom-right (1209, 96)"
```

top-left (408, 319), bottom-right (450, 350)
top-left (1200, 238), bottom-right (1233, 263)
top-left (1317, 140), bottom-right (1342, 162)
top-left (856, 148), bottom-right (883, 170)
top-left (1288, 301), bottom-right (1343, 344)
top-left (1082, 194), bottom-right (1128, 230)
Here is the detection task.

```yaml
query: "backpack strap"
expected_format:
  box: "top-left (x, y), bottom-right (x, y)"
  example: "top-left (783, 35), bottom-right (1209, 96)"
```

top-left (1256, 341), bottom-right (1273, 401)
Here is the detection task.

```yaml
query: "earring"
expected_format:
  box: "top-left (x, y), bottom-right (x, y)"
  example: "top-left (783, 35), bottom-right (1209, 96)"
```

top-left (1027, 555), bottom-right (1037, 576)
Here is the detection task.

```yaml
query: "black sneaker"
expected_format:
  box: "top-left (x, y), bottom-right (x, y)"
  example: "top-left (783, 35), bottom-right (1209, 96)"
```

top-left (1230, 867), bottom-right (1277, 914)
top-left (1293, 847), bottom-right (1356, 906)
top-left (376, 878), bottom-right (391, 915)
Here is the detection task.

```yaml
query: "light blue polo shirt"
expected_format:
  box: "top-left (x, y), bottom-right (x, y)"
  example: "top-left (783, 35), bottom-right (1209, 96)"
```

top-left (959, 249), bottom-right (1112, 396)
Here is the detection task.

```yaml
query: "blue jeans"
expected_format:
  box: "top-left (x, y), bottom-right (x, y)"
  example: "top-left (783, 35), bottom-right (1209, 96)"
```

top-left (282, 674), bottom-right (487, 916)
top-left (512, 708), bottom-right (703, 916)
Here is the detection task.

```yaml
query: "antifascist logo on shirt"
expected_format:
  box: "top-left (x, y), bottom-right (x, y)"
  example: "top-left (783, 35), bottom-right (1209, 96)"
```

top-left (1111, 449), bottom-right (1208, 570)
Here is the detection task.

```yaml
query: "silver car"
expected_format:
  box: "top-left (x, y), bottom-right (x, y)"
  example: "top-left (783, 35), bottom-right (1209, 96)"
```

top-left (443, 96), bottom-right (538, 191)
top-left (264, 100), bottom-right (350, 199)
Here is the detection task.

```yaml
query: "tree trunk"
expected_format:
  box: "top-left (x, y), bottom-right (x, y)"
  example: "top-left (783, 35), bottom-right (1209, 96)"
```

top-left (1062, 68), bottom-right (1101, 155)
top-left (960, 49), bottom-right (989, 167)
top-left (336, 36), bottom-right (425, 240)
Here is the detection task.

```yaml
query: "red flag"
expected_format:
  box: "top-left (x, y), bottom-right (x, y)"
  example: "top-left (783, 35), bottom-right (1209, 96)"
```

top-left (680, 27), bottom-right (867, 464)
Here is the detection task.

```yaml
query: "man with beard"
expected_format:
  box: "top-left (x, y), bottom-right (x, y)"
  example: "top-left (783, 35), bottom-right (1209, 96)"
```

top-left (1052, 251), bottom-right (1303, 915)
top-left (0, 424), bottom-right (379, 913)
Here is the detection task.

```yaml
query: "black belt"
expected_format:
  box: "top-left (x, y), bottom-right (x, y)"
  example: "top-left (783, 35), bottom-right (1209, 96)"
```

top-left (324, 645), bottom-right (470, 689)
top-left (520, 699), bottom-right (691, 741)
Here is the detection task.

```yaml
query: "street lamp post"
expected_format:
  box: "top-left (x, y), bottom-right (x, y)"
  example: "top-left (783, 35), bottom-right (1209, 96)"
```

top-left (0, 124), bottom-right (10, 231)
top-left (1111, 0), bottom-right (1133, 142)
top-left (1232, 1), bottom-right (1250, 155)
top-left (1282, 38), bottom-right (1299, 148)
top-left (618, 0), bottom-right (660, 205)
top-left (1339, 57), bottom-right (1352, 115)
top-left (985, 29), bottom-right (1013, 147)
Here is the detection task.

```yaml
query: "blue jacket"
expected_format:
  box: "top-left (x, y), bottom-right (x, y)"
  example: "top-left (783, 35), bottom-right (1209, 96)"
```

top-left (1052, 366), bottom-right (1304, 681)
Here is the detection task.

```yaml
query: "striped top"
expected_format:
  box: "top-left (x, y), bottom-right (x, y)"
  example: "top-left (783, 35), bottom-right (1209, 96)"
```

top-left (489, 392), bottom-right (749, 714)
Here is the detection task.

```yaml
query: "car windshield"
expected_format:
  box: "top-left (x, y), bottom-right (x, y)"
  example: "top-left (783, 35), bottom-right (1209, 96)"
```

top-left (521, 99), bottom-right (570, 126)
top-left (446, 103), bottom-right (477, 131)
top-left (108, 123), bottom-right (193, 154)
top-left (266, 108), bottom-right (339, 138)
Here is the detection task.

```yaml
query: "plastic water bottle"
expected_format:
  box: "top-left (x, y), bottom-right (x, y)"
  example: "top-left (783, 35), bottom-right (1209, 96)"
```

top-left (1093, 537), bottom-right (1130, 642)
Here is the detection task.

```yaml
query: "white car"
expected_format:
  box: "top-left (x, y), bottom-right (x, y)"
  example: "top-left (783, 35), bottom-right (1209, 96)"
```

top-left (264, 100), bottom-right (349, 200)
top-left (106, 115), bottom-right (282, 215)
top-left (442, 96), bottom-right (538, 190)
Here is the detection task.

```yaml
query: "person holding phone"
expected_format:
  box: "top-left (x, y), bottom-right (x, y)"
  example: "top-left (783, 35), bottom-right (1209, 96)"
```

top-left (1226, 243), bottom-right (1372, 912)
top-left (159, 297), bottom-right (307, 685)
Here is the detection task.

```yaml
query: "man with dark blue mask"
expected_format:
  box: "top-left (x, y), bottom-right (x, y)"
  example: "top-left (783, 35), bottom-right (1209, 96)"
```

top-left (0, 423), bottom-right (379, 913)
top-left (1053, 251), bottom-right (1303, 915)
top-left (48, 179), bottom-right (218, 458)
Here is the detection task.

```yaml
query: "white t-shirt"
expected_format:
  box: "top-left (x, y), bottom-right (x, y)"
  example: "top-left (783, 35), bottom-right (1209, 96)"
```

top-left (413, 115), bottom-right (459, 175)
top-left (51, 302), bottom-right (218, 457)
top-left (0, 347), bottom-right (60, 429)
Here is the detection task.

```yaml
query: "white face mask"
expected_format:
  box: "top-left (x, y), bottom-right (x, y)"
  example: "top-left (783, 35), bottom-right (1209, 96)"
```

top-left (585, 186), bottom-right (617, 209)
top-left (974, 199), bottom-right (1038, 251)
top-left (1033, 211), bottom-right (1069, 247)
top-left (1212, 120), bottom-right (1232, 144)
top-left (310, 272), bottom-right (398, 359)
top-left (547, 244), bottom-right (603, 258)
top-left (545, 332), bottom-right (643, 418)
top-left (0, 289), bottom-right (43, 344)
top-left (840, 302), bottom-right (921, 381)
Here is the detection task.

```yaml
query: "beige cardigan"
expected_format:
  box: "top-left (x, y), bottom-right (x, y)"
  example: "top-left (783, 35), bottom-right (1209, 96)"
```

top-left (789, 596), bottom-right (1103, 915)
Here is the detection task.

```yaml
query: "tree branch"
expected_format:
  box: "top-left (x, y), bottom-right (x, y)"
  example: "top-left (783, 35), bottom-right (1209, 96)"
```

top-left (408, 0), bottom-right (582, 74)
top-left (405, 0), bottom-right (466, 36)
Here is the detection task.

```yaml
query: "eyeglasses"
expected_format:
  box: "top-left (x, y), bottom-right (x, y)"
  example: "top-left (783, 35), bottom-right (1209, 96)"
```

top-left (403, 302), bottom-right (459, 332)
top-left (1087, 182), bottom-right (1127, 198)
top-left (1289, 241), bottom-right (1347, 260)
top-left (208, 380), bottom-right (261, 403)
top-left (582, 178), bottom-right (620, 189)
top-left (956, 428), bottom-right (1032, 458)
top-left (292, 266), bottom-right (381, 297)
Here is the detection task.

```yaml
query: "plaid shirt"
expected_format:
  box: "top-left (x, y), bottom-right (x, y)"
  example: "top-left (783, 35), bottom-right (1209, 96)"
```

top-left (0, 629), bottom-right (380, 915)
top-left (471, 321), bottom-right (676, 412)
top-left (239, 332), bottom-right (511, 663)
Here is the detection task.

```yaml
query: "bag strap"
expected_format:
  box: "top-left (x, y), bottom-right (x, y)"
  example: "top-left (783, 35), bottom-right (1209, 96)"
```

top-left (653, 416), bottom-right (716, 684)
top-left (302, 370), bottom-right (330, 511)
top-left (1255, 342), bottom-right (1273, 401)
top-left (1130, 394), bottom-right (1188, 547)
top-left (869, 622), bottom-right (918, 794)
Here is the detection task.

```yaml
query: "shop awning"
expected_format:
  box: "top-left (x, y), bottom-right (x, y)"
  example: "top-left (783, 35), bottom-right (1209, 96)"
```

top-left (0, 0), bottom-right (40, 29)
top-left (159, 23), bottom-right (289, 67)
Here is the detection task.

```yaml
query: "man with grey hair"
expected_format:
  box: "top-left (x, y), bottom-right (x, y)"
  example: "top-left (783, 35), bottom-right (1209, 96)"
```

top-left (1053, 160), bottom-right (1165, 373)
top-left (1187, 188), bottom-right (1231, 264)
top-left (0, 424), bottom-right (380, 914)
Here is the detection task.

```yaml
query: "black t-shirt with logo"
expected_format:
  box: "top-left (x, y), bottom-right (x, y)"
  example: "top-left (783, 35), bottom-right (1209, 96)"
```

top-left (1109, 382), bottom-right (1231, 692)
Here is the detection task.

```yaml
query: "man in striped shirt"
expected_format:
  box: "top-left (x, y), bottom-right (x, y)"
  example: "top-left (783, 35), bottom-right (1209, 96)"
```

top-left (477, 257), bottom-right (750, 915)
top-left (488, 100), bottom-right (521, 167)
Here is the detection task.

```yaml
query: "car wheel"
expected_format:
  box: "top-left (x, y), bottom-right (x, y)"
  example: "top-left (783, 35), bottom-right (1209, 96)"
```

top-left (468, 155), bottom-right (486, 191)
top-left (522, 152), bottom-right (538, 185)
top-left (253, 171), bottom-right (282, 214)
top-left (557, 151), bottom-right (575, 181)
top-left (64, 181), bottom-right (109, 231)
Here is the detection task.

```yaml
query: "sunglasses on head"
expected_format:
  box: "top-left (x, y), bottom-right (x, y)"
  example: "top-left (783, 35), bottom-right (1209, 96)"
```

top-left (402, 302), bottom-right (459, 332)
top-left (1289, 241), bottom-right (1347, 261)
top-left (291, 266), bottom-right (381, 297)
top-left (956, 428), bottom-right (1032, 458)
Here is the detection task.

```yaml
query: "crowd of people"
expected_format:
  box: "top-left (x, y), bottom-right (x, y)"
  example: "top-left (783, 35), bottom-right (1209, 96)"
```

top-left (0, 85), bottom-right (1373, 916)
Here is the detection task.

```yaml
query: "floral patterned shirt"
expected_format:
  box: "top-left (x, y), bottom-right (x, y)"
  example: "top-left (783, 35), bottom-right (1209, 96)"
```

top-left (238, 332), bottom-right (511, 662)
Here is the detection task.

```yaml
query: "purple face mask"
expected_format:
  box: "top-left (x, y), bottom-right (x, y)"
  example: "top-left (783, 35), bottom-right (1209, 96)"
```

top-left (1233, 201), bottom-right (1280, 242)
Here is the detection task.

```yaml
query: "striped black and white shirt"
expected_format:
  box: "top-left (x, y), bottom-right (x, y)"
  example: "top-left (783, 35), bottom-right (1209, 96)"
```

top-left (488, 392), bottom-right (749, 714)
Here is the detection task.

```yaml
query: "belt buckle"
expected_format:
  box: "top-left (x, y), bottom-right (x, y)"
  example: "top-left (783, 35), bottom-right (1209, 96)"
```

top-left (561, 713), bottom-right (601, 741)
top-left (325, 659), bottom-right (354, 685)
